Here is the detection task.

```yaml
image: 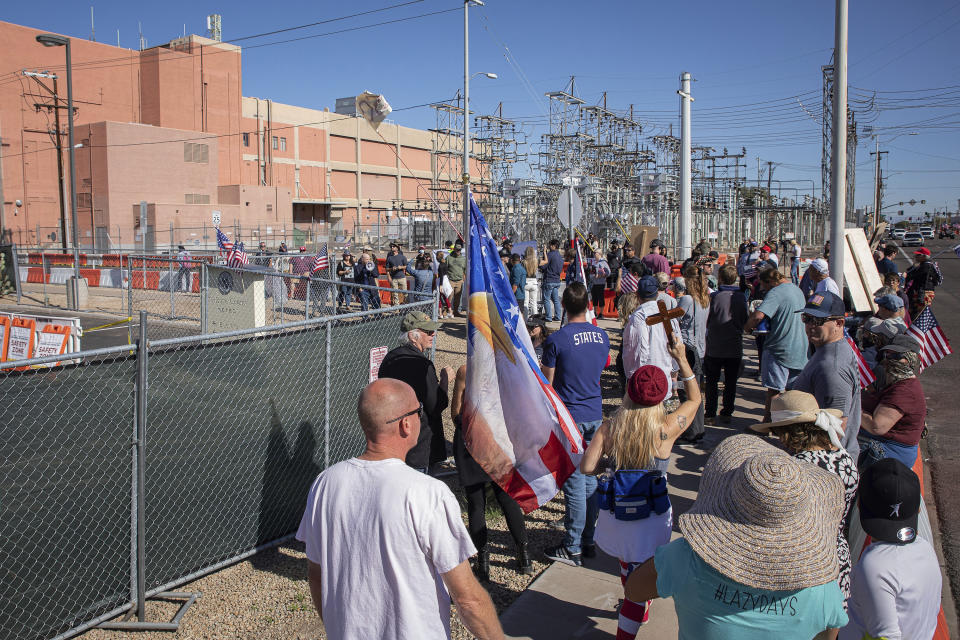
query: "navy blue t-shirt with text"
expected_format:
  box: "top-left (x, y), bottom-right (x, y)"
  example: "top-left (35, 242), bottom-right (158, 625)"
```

top-left (542, 322), bottom-right (609, 423)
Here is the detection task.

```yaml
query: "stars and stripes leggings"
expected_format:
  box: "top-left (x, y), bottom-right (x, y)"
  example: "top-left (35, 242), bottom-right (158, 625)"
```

top-left (618, 560), bottom-right (651, 640)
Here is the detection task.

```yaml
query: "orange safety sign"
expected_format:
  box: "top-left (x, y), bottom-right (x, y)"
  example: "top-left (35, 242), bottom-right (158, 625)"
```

top-left (33, 324), bottom-right (72, 367)
top-left (0, 316), bottom-right (9, 362)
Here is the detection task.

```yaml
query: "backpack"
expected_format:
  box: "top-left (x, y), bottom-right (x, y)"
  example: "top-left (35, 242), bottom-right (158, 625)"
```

top-left (597, 469), bottom-right (670, 521)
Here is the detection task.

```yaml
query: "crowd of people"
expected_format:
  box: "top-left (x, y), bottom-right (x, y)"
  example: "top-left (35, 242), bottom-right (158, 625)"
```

top-left (293, 232), bottom-right (946, 640)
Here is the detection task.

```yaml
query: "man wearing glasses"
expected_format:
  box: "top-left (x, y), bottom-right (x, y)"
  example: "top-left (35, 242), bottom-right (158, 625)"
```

top-left (744, 269), bottom-right (809, 423)
top-left (296, 378), bottom-right (504, 640)
top-left (378, 310), bottom-right (454, 473)
top-left (787, 291), bottom-right (862, 460)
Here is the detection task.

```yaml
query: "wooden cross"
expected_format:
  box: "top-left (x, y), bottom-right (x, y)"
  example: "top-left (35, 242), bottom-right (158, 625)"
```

top-left (645, 300), bottom-right (685, 344)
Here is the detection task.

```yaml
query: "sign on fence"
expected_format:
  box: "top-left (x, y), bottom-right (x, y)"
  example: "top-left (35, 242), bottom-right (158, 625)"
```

top-left (369, 346), bottom-right (388, 382)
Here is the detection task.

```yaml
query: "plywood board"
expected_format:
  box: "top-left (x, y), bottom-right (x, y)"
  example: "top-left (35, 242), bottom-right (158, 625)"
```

top-left (630, 225), bottom-right (659, 253)
top-left (844, 228), bottom-right (883, 313)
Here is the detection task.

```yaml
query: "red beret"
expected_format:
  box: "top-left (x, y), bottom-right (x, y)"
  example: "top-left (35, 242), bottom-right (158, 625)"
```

top-left (627, 365), bottom-right (669, 407)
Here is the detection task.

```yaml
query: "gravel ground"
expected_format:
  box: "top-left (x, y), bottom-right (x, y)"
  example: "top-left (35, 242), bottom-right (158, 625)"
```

top-left (81, 315), bottom-right (628, 640)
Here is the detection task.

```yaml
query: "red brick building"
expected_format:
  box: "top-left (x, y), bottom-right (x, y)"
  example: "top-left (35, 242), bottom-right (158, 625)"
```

top-left (0, 20), bottom-right (485, 250)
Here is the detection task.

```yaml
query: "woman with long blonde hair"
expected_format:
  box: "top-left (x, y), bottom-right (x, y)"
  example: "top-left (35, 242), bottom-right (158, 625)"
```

top-left (581, 338), bottom-right (701, 637)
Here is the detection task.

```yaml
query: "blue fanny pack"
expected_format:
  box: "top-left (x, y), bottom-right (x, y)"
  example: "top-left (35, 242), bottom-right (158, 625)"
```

top-left (597, 469), bottom-right (670, 521)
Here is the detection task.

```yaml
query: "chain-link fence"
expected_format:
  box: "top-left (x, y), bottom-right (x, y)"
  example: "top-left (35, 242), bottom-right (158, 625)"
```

top-left (0, 293), bottom-right (435, 640)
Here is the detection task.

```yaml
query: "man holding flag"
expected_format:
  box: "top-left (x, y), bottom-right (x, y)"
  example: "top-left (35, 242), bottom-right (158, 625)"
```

top-left (541, 281), bottom-right (610, 566)
top-left (461, 196), bottom-right (587, 534)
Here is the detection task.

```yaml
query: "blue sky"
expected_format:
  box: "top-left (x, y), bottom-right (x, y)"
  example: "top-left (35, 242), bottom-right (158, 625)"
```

top-left (4, 0), bottom-right (959, 220)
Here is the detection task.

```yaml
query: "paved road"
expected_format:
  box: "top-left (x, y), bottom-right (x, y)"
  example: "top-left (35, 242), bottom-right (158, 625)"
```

top-left (890, 237), bottom-right (960, 609)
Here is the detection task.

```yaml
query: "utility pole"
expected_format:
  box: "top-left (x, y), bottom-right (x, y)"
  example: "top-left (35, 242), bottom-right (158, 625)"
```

top-left (23, 71), bottom-right (70, 250)
top-left (53, 76), bottom-right (68, 251)
top-left (678, 71), bottom-right (693, 260)
top-left (767, 161), bottom-right (774, 239)
top-left (0, 124), bottom-right (5, 244)
top-left (870, 140), bottom-right (887, 233)
top-left (829, 0), bottom-right (848, 289)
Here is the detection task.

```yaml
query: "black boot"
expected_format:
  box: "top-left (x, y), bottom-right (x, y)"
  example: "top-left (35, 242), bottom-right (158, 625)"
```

top-left (474, 548), bottom-right (490, 581)
top-left (516, 543), bottom-right (533, 575)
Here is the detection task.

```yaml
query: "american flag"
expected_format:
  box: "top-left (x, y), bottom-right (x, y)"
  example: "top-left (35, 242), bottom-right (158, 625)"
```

top-left (953, 243), bottom-right (960, 259)
top-left (312, 243), bottom-right (329, 274)
top-left (216, 227), bottom-right (234, 258)
top-left (907, 307), bottom-right (953, 371)
top-left (844, 329), bottom-right (876, 388)
top-left (228, 241), bottom-right (249, 268)
top-left (620, 268), bottom-right (639, 293)
top-left (574, 239), bottom-right (597, 325)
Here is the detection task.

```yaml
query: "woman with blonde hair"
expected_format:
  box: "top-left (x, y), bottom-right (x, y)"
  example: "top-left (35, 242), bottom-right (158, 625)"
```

top-left (582, 338), bottom-right (701, 637)
top-left (523, 246), bottom-right (540, 317)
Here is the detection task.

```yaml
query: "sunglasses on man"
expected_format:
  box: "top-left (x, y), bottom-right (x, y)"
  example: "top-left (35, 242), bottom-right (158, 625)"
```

top-left (800, 314), bottom-right (844, 326)
top-left (385, 402), bottom-right (423, 424)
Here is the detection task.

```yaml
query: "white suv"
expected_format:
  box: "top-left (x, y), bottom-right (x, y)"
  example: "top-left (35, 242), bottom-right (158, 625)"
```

top-left (919, 226), bottom-right (934, 238)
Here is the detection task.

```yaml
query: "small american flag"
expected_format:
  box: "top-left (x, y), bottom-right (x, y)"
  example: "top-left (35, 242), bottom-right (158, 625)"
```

top-left (953, 243), bottom-right (960, 259)
top-left (620, 267), bottom-right (639, 293)
top-left (312, 243), bottom-right (329, 274)
top-left (907, 307), bottom-right (953, 371)
top-left (216, 227), bottom-right (234, 258)
top-left (844, 330), bottom-right (876, 389)
top-left (575, 239), bottom-right (596, 325)
top-left (228, 241), bottom-right (249, 268)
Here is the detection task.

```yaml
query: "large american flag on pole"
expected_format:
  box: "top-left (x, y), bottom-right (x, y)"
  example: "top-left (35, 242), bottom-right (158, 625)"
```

top-left (907, 307), bottom-right (953, 371)
top-left (463, 196), bottom-right (583, 513)
top-left (312, 243), bottom-right (330, 274)
top-left (844, 330), bottom-right (876, 388)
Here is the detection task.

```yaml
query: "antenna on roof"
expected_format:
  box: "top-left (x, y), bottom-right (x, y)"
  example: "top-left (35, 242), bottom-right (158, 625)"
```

top-left (206, 14), bottom-right (222, 42)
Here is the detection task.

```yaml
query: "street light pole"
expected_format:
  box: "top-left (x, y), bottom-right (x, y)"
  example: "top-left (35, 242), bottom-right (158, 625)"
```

top-left (38, 33), bottom-right (84, 307)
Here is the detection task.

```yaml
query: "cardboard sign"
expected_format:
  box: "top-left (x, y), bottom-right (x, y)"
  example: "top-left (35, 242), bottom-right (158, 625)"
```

top-left (369, 346), bottom-right (388, 383)
top-left (630, 225), bottom-right (659, 254)
top-left (0, 316), bottom-right (9, 362)
top-left (33, 325), bottom-right (71, 367)
top-left (7, 318), bottom-right (36, 365)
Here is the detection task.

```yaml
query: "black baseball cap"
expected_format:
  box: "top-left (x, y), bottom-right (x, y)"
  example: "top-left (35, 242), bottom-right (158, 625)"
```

top-left (797, 291), bottom-right (845, 318)
top-left (858, 458), bottom-right (921, 544)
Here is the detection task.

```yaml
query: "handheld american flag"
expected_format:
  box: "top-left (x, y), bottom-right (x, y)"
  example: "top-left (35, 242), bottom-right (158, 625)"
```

top-left (907, 307), bottom-right (953, 371)
top-left (463, 196), bottom-right (583, 513)
top-left (216, 227), bottom-right (234, 258)
top-left (227, 241), bottom-right (249, 268)
top-left (312, 243), bottom-right (330, 274)
top-left (844, 330), bottom-right (876, 388)
top-left (575, 239), bottom-right (597, 325)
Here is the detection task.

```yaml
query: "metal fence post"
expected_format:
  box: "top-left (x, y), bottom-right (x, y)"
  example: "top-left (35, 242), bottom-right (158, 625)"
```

top-left (201, 262), bottom-right (208, 335)
top-left (305, 275), bottom-right (311, 320)
top-left (429, 289), bottom-right (438, 362)
top-left (168, 256), bottom-right (175, 318)
top-left (324, 320), bottom-right (331, 469)
top-left (134, 310), bottom-right (148, 621)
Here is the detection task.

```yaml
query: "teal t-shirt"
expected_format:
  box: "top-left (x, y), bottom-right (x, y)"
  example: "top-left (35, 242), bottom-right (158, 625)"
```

top-left (756, 282), bottom-right (809, 370)
top-left (655, 538), bottom-right (847, 640)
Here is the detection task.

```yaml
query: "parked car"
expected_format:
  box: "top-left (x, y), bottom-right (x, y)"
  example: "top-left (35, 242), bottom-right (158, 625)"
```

top-left (902, 232), bottom-right (924, 247)
top-left (919, 226), bottom-right (934, 238)
top-left (939, 228), bottom-right (956, 239)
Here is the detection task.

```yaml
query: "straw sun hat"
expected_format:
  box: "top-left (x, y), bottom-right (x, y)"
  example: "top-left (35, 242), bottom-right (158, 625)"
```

top-left (678, 434), bottom-right (844, 591)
